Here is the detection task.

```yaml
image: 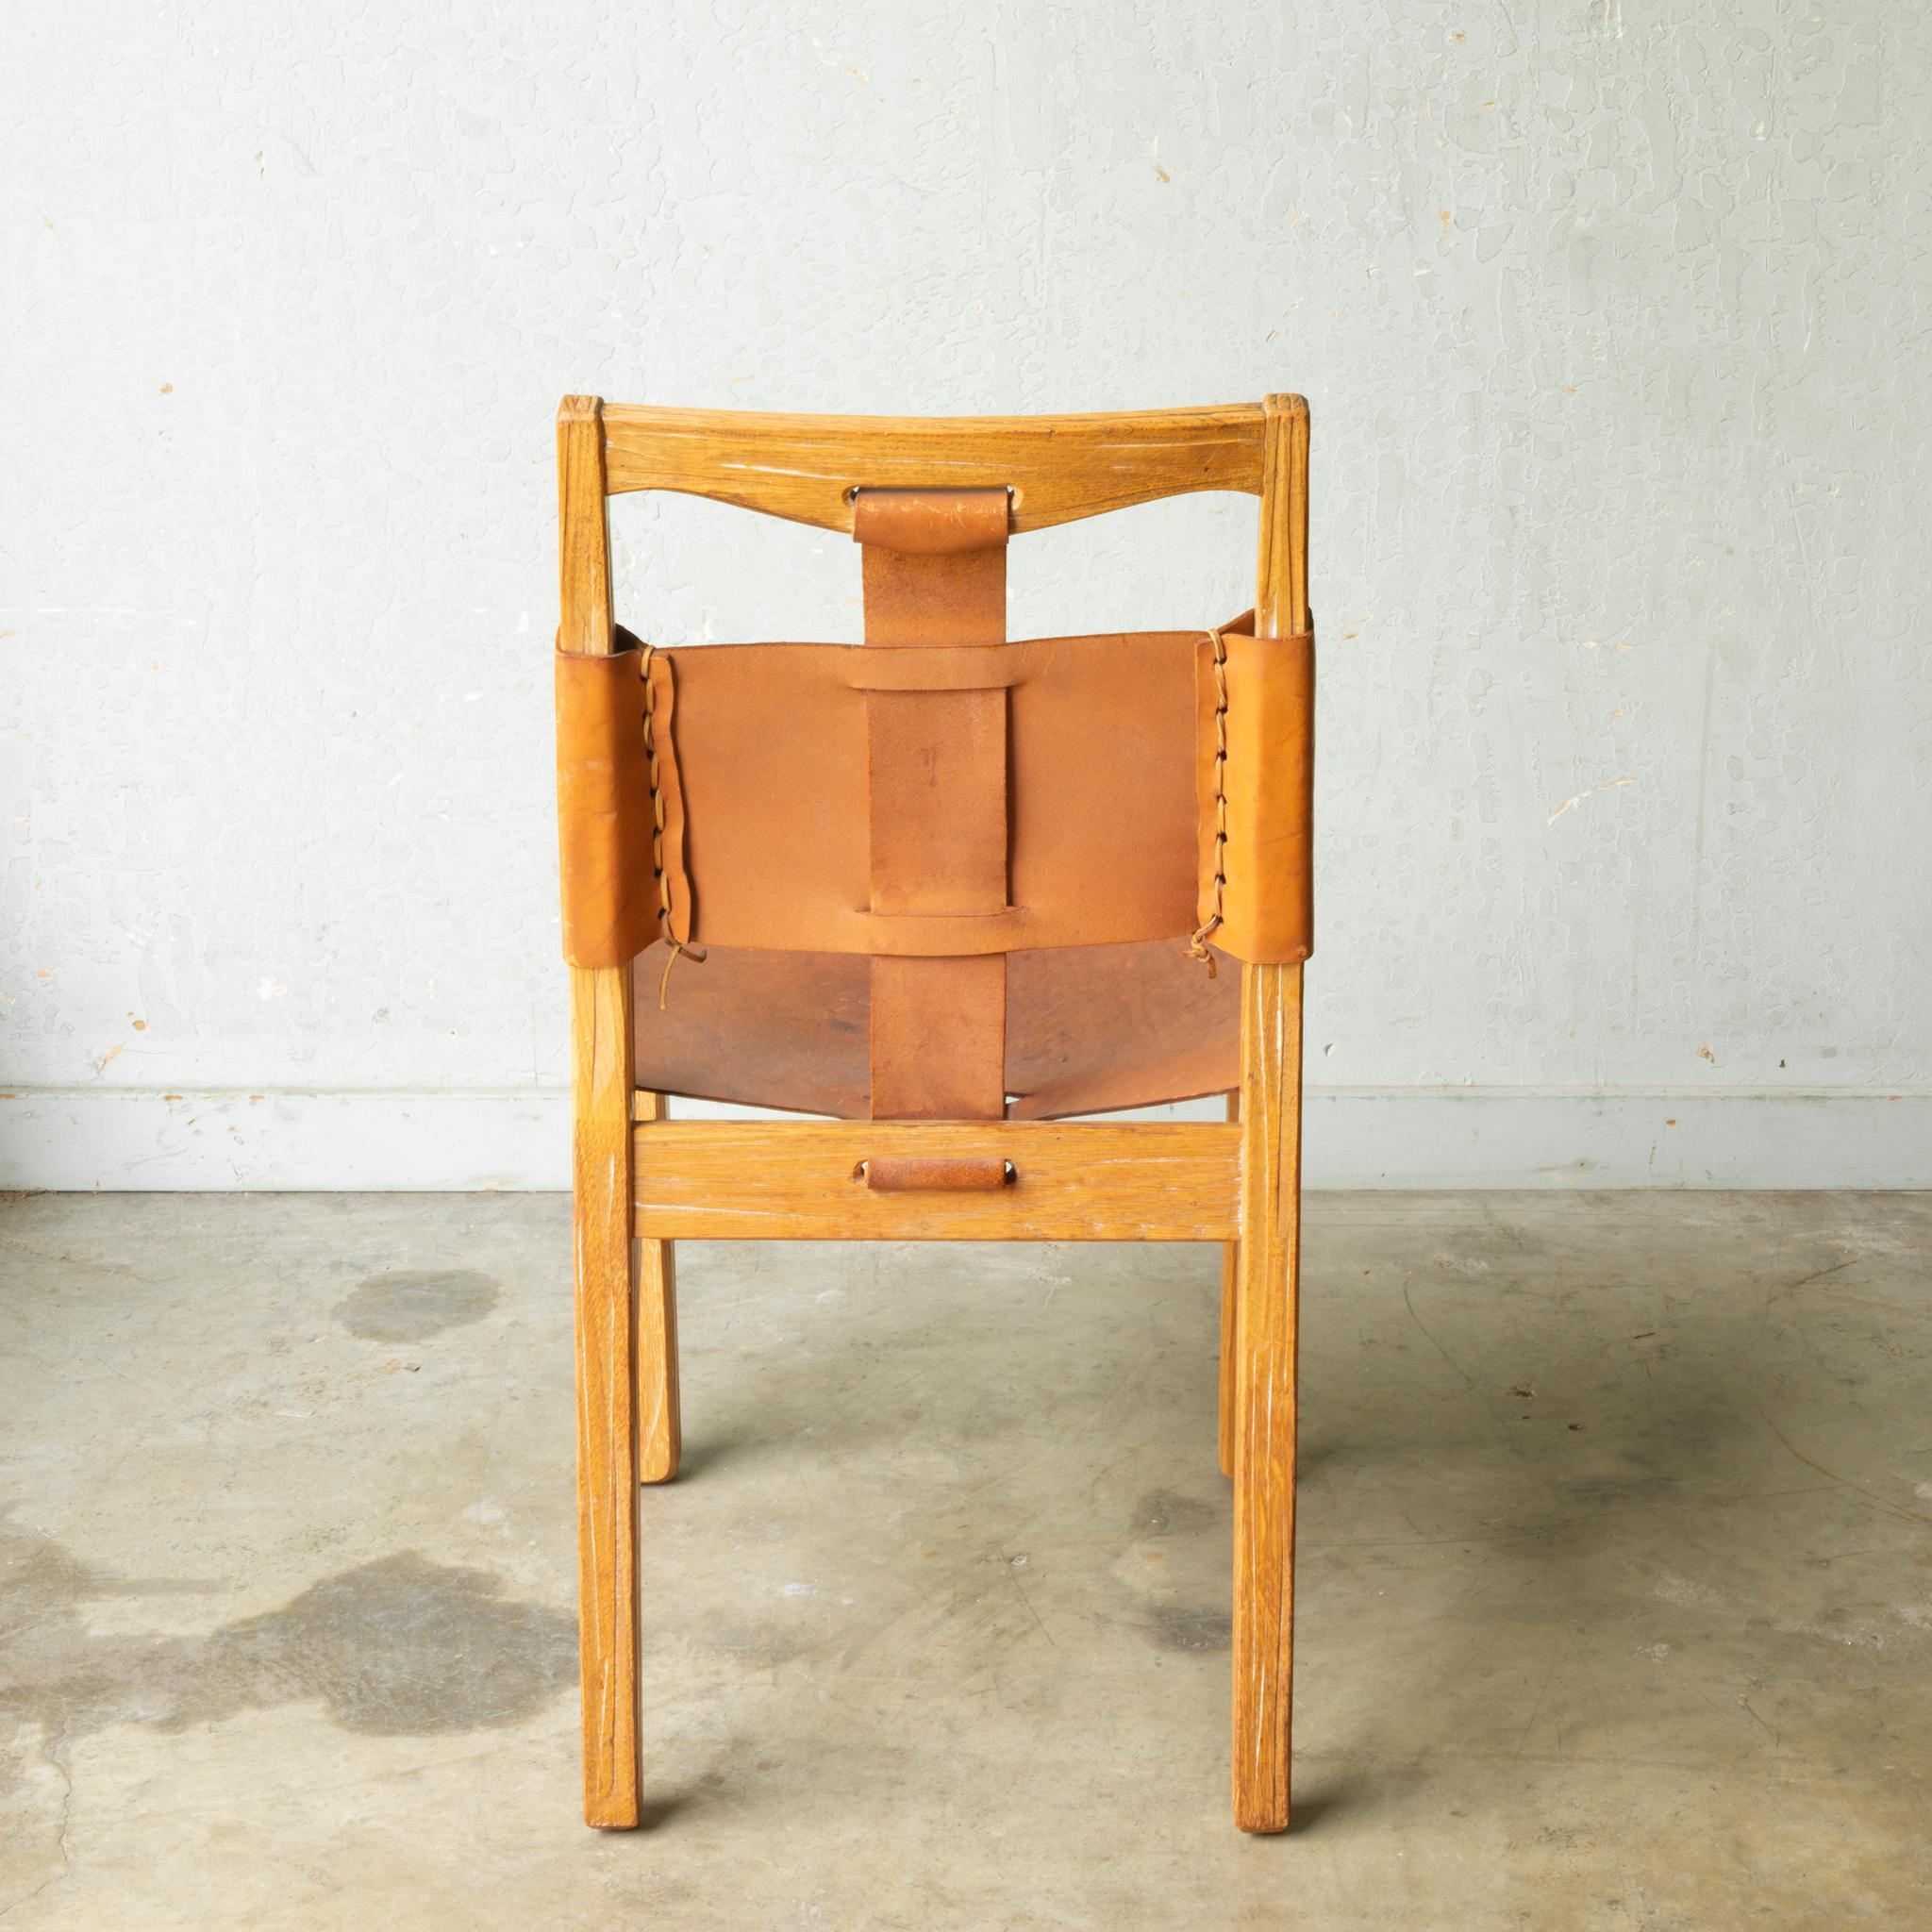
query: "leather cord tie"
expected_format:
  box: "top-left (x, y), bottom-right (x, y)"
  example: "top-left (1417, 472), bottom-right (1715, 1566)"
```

top-left (639, 641), bottom-right (706, 1007)
top-left (1187, 625), bottom-right (1228, 977)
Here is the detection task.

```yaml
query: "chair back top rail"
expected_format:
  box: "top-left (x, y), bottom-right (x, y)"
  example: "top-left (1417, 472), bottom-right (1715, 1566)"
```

top-left (588, 399), bottom-right (1289, 534)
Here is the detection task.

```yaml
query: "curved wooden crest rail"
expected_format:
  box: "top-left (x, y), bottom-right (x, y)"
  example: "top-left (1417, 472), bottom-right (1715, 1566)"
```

top-left (558, 396), bottom-right (1309, 1834)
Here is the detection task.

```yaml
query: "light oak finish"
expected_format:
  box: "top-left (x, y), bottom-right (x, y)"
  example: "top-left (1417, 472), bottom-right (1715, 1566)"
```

top-left (562, 392), bottom-right (1309, 1835)
top-left (560, 398), bottom-right (643, 1829)
top-left (633, 1088), bottom-right (680, 1486)
top-left (1230, 393), bottom-right (1310, 1835)
top-left (632, 1122), bottom-right (1241, 1243)
top-left (1218, 1089), bottom-right (1241, 1480)
top-left (558, 397), bottom-right (615, 659)
top-left (602, 402), bottom-right (1268, 534)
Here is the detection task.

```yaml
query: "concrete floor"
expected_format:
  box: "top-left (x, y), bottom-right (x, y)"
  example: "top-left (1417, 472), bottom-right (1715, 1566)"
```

top-left (1, 1192), bottom-right (1928, 1929)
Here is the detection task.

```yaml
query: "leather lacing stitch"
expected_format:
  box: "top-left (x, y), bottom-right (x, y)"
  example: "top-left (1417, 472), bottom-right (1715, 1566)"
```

top-left (1187, 625), bottom-right (1228, 977)
top-left (638, 641), bottom-right (705, 1008)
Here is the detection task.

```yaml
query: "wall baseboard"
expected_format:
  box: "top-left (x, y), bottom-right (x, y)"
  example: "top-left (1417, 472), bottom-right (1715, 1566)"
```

top-left (1, 1086), bottom-right (1924, 1191)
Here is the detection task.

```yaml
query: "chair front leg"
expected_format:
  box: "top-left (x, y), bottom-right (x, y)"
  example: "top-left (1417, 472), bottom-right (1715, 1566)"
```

top-left (573, 964), bottom-right (641, 1827)
top-left (1232, 963), bottom-right (1303, 1834)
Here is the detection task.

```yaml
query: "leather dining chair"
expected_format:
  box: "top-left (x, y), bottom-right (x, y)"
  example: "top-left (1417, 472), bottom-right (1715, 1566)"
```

top-left (553, 394), bottom-right (1313, 1832)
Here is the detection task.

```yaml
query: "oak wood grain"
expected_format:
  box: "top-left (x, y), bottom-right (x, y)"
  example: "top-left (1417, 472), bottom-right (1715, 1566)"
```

top-left (561, 396), bottom-right (642, 1829)
top-left (1230, 391), bottom-right (1309, 1835)
top-left (558, 396), bottom-right (615, 658)
top-left (633, 1089), bottom-right (680, 1486)
top-left (631, 1121), bottom-right (1241, 1242)
top-left (601, 402), bottom-right (1268, 533)
top-left (1218, 1088), bottom-right (1241, 1480)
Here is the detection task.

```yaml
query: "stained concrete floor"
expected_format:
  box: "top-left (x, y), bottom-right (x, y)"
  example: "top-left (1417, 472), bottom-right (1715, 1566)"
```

top-left (1, 1191), bottom-right (1929, 1929)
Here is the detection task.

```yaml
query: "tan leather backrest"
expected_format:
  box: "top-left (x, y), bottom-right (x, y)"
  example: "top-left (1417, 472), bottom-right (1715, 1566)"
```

top-left (555, 400), bottom-right (1313, 1121)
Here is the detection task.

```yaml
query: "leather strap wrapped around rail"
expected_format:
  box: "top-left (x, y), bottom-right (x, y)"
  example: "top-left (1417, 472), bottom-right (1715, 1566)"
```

top-left (555, 640), bottom-right (651, 967)
top-left (1195, 612), bottom-right (1315, 965)
top-left (864, 1156), bottom-right (1009, 1192)
top-left (856, 488), bottom-right (1010, 1120)
top-left (555, 631), bottom-right (689, 967)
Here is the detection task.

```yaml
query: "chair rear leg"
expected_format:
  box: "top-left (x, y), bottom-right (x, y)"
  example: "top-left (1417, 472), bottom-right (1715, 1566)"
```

top-left (1219, 1091), bottom-right (1241, 1477)
top-left (635, 1092), bottom-right (682, 1485)
top-left (1232, 963), bottom-right (1303, 1833)
top-left (637, 1236), bottom-right (680, 1483)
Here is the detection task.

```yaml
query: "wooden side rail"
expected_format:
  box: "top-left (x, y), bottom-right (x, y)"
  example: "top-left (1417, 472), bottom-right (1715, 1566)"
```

top-left (631, 1120), bottom-right (1241, 1242)
top-left (601, 403), bottom-right (1268, 533)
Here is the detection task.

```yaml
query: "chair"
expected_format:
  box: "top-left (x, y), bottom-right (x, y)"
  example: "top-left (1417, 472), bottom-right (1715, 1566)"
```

top-left (553, 395), bottom-right (1313, 1832)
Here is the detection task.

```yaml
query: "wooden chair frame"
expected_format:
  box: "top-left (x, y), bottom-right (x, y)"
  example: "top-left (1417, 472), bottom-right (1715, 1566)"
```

top-left (559, 394), bottom-right (1308, 1833)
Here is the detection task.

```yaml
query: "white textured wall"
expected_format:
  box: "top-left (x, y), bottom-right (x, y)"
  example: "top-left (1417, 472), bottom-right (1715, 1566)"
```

top-left (5, 0), bottom-right (1929, 1184)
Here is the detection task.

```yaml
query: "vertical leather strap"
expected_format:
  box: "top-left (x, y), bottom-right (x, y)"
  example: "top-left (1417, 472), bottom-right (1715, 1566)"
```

top-left (855, 488), bottom-right (1010, 1119)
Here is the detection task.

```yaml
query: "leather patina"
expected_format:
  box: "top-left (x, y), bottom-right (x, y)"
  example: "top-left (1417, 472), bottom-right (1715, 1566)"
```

top-left (856, 488), bottom-right (1010, 1121)
top-left (555, 629), bottom-right (691, 967)
top-left (1195, 612), bottom-right (1316, 965)
top-left (625, 935), bottom-right (1240, 1122)
top-left (644, 630), bottom-right (1201, 956)
top-left (556, 538), bottom-right (1315, 1117)
top-left (555, 638), bottom-right (655, 969)
top-left (863, 1155), bottom-right (1010, 1192)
